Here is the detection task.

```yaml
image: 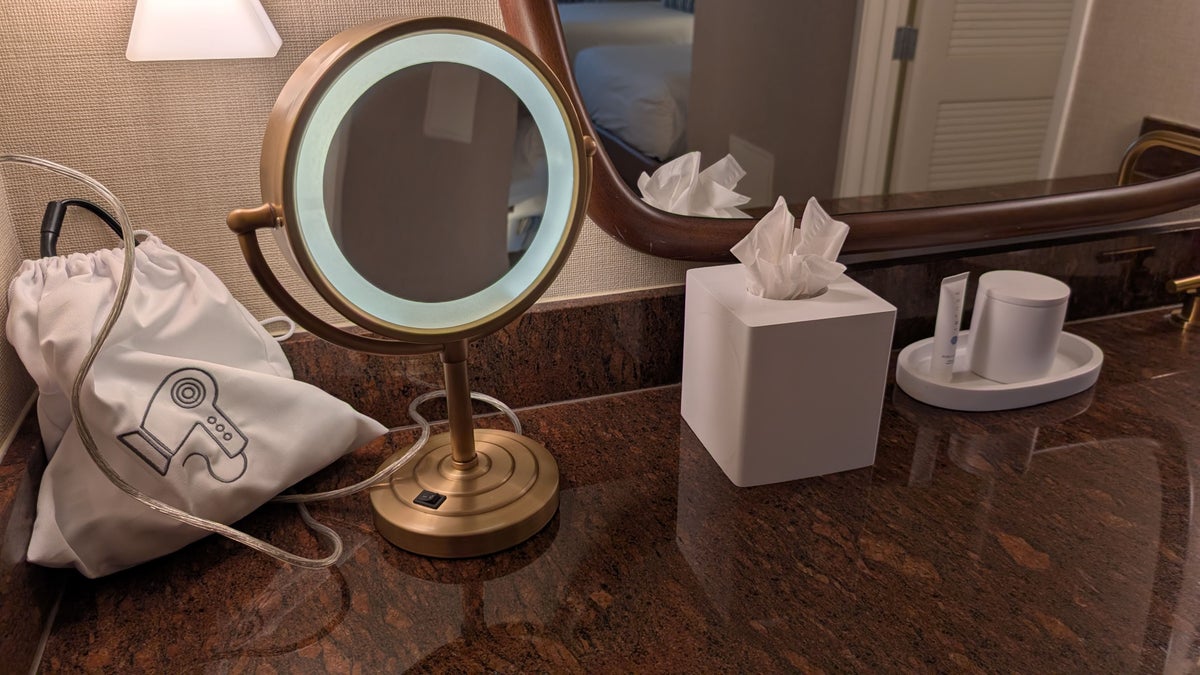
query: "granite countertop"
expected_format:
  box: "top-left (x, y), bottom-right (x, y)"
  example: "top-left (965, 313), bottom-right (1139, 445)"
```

top-left (35, 309), bottom-right (1200, 672)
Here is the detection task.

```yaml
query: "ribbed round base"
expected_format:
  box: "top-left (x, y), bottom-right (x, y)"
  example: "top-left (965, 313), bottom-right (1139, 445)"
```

top-left (369, 429), bottom-right (559, 558)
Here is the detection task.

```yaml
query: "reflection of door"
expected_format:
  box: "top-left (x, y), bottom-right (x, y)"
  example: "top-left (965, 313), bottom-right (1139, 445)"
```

top-left (889, 0), bottom-right (1089, 193)
top-left (835, 0), bottom-right (910, 199)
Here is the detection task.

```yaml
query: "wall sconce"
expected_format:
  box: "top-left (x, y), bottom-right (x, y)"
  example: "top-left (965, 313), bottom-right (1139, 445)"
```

top-left (126, 0), bottom-right (282, 61)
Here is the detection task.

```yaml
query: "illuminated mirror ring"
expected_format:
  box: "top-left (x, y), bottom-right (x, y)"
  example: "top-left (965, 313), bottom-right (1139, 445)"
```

top-left (269, 18), bottom-right (589, 344)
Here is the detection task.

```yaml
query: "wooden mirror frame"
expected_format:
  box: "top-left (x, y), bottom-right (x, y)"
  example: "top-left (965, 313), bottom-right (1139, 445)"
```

top-left (500, 0), bottom-right (1200, 263)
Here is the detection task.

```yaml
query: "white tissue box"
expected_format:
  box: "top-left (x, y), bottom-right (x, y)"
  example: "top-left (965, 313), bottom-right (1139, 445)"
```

top-left (681, 264), bottom-right (896, 487)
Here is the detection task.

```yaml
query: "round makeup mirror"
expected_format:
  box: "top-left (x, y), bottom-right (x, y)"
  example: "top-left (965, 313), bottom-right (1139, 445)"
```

top-left (228, 17), bottom-right (594, 558)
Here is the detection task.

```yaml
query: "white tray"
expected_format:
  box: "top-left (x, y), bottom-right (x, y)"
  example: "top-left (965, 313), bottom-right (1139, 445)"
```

top-left (895, 331), bottom-right (1103, 412)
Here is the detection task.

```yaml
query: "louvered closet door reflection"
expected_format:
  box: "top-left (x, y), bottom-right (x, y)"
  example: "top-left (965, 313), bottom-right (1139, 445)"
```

top-left (889, 0), bottom-right (1085, 193)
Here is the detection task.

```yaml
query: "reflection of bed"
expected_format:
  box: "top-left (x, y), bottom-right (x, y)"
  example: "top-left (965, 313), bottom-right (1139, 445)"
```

top-left (559, 1), bottom-right (694, 185)
top-left (557, 1), bottom-right (693, 63)
top-left (574, 43), bottom-right (692, 162)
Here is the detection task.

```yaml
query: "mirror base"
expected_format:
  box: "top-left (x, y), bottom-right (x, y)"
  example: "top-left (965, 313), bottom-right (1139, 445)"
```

top-left (370, 428), bottom-right (559, 558)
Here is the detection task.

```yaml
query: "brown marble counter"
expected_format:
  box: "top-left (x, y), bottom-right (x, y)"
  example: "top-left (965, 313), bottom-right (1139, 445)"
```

top-left (30, 309), bottom-right (1200, 672)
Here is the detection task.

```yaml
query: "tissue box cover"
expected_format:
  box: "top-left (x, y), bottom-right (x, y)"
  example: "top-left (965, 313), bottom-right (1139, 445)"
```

top-left (681, 264), bottom-right (896, 487)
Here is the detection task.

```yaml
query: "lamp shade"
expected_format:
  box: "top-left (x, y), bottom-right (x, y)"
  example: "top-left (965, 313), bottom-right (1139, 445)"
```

top-left (126, 0), bottom-right (282, 61)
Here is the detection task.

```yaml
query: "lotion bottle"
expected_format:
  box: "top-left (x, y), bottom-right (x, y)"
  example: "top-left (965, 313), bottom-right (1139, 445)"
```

top-left (930, 272), bottom-right (969, 381)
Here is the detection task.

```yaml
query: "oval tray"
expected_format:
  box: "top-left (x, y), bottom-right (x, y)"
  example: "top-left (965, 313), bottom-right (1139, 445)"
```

top-left (895, 331), bottom-right (1103, 412)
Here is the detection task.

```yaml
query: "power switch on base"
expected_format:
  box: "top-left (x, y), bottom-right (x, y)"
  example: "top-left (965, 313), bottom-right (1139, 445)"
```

top-left (414, 490), bottom-right (447, 510)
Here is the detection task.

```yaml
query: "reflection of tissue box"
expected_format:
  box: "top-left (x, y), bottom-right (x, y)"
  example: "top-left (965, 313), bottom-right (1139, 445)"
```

top-left (681, 264), bottom-right (896, 487)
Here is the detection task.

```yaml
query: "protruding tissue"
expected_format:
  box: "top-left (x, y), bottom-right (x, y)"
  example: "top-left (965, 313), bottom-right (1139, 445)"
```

top-left (638, 151), bottom-right (751, 218)
top-left (731, 196), bottom-right (849, 300)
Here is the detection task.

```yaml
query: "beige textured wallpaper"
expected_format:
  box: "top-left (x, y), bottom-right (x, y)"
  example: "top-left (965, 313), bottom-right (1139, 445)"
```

top-left (0, 0), bottom-right (692, 444)
top-left (1056, 0), bottom-right (1200, 176)
top-left (0, 177), bottom-right (34, 459)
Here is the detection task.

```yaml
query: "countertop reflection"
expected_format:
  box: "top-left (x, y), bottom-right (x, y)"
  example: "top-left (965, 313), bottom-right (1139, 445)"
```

top-left (41, 310), bottom-right (1200, 673)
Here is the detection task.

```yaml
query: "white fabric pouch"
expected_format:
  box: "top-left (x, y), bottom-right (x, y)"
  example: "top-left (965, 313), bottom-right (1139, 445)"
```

top-left (6, 234), bottom-right (386, 577)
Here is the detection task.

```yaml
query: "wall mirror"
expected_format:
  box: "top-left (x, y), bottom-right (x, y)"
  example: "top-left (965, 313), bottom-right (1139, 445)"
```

top-left (500, 0), bottom-right (1200, 262)
top-left (228, 17), bottom-right (593, 558)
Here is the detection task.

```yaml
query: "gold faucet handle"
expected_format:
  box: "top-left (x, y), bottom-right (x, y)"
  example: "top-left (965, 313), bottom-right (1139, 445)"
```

top-left (1168, 274), bottom-right (1200, 329)
top-left (1168, 274), bottom-right (1200, 293)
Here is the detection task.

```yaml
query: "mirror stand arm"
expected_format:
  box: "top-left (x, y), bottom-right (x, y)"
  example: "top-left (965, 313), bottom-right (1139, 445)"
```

top-left (441, 339), bottom-right (481, 469)
top-left (228, 204), bottom-right (440, 357)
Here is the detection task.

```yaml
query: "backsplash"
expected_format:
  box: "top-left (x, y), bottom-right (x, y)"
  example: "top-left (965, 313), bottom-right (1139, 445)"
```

top-left (281, 227), bottom-right (1200, 414)
top-left (852, 228), bottom-right (1200, 348)
top-left (283, 288), bottom-right (685, 429)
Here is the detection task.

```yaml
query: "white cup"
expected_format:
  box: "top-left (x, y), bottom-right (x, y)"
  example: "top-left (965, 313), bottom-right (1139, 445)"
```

top-left (966, 271), bottom-right (1070, 384)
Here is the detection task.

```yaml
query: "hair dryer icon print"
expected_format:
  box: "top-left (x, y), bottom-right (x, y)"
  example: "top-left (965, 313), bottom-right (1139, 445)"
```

top-left (118, 368), bottom-right (249, 483)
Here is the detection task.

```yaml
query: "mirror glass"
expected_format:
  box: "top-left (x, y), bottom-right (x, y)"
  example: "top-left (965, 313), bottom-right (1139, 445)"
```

top-left (325, 63), bottom-right (547, 303)
top-left (557, 0), bottom-right (1200, 217)
top-left (290, 31), bottom-right (579, 332)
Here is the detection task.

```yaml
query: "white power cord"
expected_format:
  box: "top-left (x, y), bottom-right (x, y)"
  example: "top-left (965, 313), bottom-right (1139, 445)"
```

top-left (271, 389), bottom-right (521, 504)
top-left (258, 315), bottom-right (297, 342)
top-left (3, 155), bottom-right (520, 569)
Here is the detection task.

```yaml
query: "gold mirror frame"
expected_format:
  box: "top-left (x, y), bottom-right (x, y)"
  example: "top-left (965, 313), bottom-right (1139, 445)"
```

top-left (229, 17), bottom-right (595, 558)
top-left (231, 16), bottom-right (592, 347)
top-left (499, 0), bottom-right (1200, 263)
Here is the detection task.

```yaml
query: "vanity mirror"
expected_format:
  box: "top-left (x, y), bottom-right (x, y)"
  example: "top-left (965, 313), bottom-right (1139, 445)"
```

top-left (500, 0), bottom-right (1200, 262)
top-left (227, 17), bottom-right (593, 557)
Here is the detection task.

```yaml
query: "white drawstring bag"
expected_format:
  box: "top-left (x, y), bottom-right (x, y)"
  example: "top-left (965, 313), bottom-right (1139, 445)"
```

top-left (6, 234), bottom-right (386, 578)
